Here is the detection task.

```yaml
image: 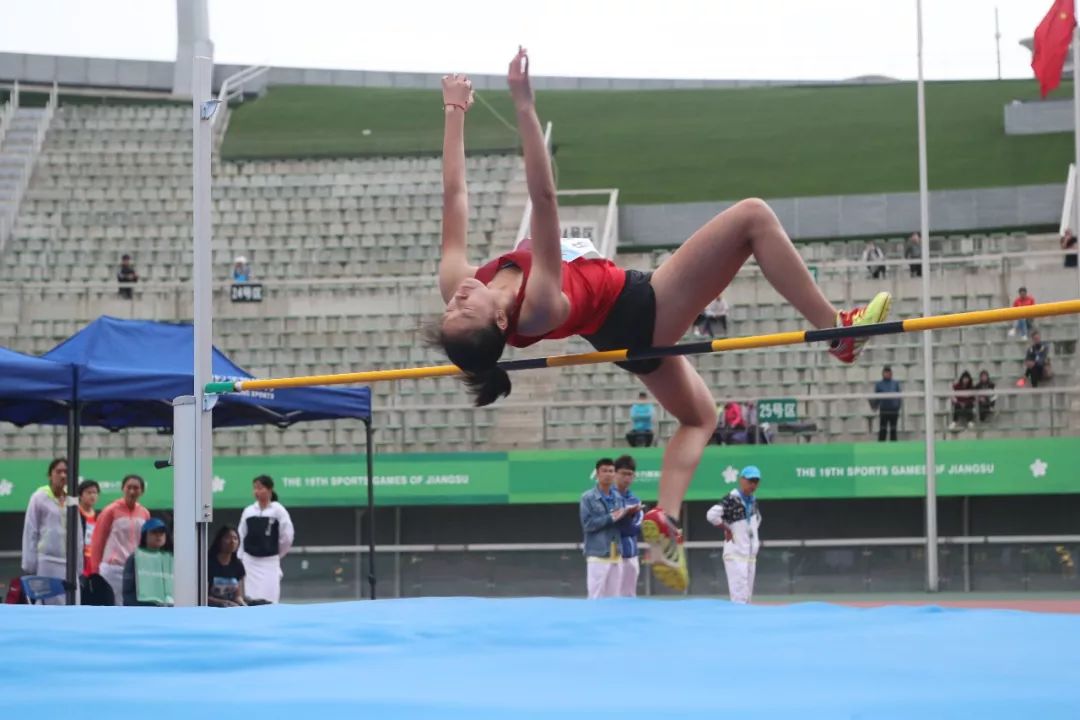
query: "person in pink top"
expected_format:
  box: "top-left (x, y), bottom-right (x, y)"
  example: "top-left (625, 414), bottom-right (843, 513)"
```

top-left (90, 474), bottom-right (150, 605)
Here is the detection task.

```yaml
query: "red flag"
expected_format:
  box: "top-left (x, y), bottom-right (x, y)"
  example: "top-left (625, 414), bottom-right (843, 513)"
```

top-left (1032, 0), bottom-right (1077, 98)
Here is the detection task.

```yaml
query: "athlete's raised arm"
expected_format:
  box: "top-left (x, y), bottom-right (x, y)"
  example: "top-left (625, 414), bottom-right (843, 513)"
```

top-left (508, 48), bottom-right (568, 336)
top-left (438, 73), bottom-right (477, 302)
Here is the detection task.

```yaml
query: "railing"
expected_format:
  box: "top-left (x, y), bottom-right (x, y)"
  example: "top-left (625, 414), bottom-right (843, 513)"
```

top-left (0, 83), bottom-right (55, 254)
top-left (0, 81), bottom-right (16, 251)
top-left (216, 65), bottom-right (270, 109)
top-left (0, 246), bottom-right (1073, 297)
top-left (373, 386), bottom-right (1079, 451)
top-left (212, 66), bottom-right (270, 151)
top-left (3, 535), bottom-right (1077, 599)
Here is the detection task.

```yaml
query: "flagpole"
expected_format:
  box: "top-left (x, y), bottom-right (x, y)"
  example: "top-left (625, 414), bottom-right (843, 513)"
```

top-left (916, 0), bottom-right (939, 593)
top-left (1073, 23), bottom-right (1080, 317)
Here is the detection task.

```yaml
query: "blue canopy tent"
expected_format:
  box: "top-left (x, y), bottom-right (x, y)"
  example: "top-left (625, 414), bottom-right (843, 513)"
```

top-left (39, 316), bottom-right (370, 428)
top-left (2, 316), bottom-right (376, 601)
top-left (0, 347), bottom-right (71, 426)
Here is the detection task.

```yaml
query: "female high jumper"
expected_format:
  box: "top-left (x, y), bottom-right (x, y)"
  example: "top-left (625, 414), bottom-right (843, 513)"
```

top-left (433, 49), bottom-right (890, 590)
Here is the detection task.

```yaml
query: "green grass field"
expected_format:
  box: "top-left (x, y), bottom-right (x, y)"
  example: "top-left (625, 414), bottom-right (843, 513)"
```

top-left (222, 80), bottom-right (1075, 204)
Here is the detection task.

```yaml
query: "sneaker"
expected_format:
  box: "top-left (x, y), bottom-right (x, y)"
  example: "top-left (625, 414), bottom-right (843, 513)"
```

top-left (828, 292), bottom-right (892, 364)
top-left (641, 508), bottom-right (689, 592)
top-left (1008, 327), bottom-right (1016, 337)
top-left (948, 421), bottom-right (959, 432)
top-left (967, 421), bottom-right (975, 430)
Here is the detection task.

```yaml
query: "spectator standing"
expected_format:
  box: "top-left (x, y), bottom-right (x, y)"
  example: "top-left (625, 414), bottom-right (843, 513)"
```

top-left (208, 525), bottom-right (247, 607)
top-left (21, 458), bottom-right (80, 604)
top-left (121, 518), bottom-right (174, 607)
top-left (1063, 228), bottom-right (1078, 268)
top-left (950, 371), bottom-right (976, 431)
top-left (1024, 331), bottom-right (1051, 388)
top-left (627, 391), bottom-right (655, 447)
top-left (77, 479), bottom-right (100, 577)
top-left (232, 256), bottom-right (250, 282)
top-left (613, 455), bottom-right (643, 598)
top-left (975, 370), bottom-right (996, 422)
top-left (706, 465), bottom-right (763, 604)
top-left (579, 458), bottom-right (634, 599)
top-left (1009, 287), bottom-right (1036, 340)
top-left (862, 240), bottom-right (886, 279)
top-left (90, 474), bottom-right (150, 605)
top-left (117, 254), bottom-right (138, 299)
top-left (904, 233), bottom-right (922, 277)
top-left (870, 366), bottom-right (901, 442)
top-left (238, 475), bottom-right (294, 604)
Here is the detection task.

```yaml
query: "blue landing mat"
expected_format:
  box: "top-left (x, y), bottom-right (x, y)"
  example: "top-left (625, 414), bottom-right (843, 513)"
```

top-left (4, 598), bottom-right (1079, 718)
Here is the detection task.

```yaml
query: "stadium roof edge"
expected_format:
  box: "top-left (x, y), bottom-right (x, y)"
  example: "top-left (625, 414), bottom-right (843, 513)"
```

top-left (0, 50), bottom-right (933, 97)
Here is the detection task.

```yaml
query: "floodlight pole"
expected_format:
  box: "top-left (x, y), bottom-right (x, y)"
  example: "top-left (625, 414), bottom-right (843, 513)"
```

top-left (1073, 26), bottom-right (1080, 332)
top-left (916, 0), bottom-right (939, 592)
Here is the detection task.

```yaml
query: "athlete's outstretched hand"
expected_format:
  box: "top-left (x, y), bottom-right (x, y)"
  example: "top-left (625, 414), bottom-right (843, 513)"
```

top-left (442, 73), bottom-right (474, 111)
top-left (507, 46), bottom-right (534, 109)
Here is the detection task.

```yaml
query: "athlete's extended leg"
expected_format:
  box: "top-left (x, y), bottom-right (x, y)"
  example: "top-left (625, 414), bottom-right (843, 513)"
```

top-left (650, 198), bottom-right (837, 333)
top-left (648, 197), bottom-right (890, 362)
top-left (637, 356), bottom-right (715, 591)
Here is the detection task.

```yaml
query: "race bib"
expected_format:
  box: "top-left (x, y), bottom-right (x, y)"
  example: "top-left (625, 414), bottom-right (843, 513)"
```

top-left (514, 236), bottom-right (603, 261)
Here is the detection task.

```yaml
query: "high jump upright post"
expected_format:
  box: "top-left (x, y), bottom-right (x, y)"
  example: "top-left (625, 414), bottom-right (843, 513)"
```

top-left (174, 53), bottom-right (218, 608)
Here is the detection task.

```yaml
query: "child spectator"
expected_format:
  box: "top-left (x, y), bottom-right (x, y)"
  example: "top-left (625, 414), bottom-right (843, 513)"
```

top-left (626, 392), bottom-right (655, 447)
top-left (77, 480), bottom-right (100, 577)
top-left (122, 518), bottom-right (173, 607)
top-left (208, 525), bottom-right (247, 607)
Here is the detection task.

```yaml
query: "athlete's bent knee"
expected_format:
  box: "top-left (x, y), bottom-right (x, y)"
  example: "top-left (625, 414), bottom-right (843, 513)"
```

top-left (731, 197), bottom-right (774, 232)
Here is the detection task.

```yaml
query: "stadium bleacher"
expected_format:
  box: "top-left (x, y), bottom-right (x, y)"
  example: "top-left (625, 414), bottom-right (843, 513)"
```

top-left (0, 102), bottom-right (1076, 459)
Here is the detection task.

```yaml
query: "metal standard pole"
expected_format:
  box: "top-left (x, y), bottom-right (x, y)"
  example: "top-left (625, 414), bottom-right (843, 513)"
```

top-left (365, 419), bottom-right (376, 599)
top-left (64, 395), bottom-right (80, 605)
top-left (192, 54), bottom-right (217, 605)
top-left (172, 397), bottom-right (198, 607)
top-left (916, 0), bottom-right (939, 592)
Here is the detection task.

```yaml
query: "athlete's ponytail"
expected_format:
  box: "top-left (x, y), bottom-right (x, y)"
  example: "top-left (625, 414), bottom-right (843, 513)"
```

top-left (426, 320), bottom-right (512, 406)
top-left (462, 366), bottom-right (512, 407)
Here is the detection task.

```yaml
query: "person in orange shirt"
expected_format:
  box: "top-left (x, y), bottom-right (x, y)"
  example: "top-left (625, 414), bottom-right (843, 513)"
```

top-left (76, 480), bottom-right (100, 577)
top-left (1009, 287), bottom-right (1036, 341)
top-left (90, 474), bottom-right (150, 605)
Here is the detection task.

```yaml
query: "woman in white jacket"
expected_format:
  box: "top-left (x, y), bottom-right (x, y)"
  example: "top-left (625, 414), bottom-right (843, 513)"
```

top-left (706, 465), bottom-right (762, 604)
top-left (238, 475), bottom-right (294, 603)
top-left (21, 458), bottom-right (82, 604)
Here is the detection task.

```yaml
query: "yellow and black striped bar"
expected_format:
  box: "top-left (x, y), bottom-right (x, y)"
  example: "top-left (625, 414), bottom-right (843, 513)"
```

top-left (205, 299), bottom-right (1080, 394)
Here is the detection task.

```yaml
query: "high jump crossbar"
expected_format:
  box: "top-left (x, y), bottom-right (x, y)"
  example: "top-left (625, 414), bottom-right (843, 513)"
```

top-left (205, 300), bottom-right (1080, 394)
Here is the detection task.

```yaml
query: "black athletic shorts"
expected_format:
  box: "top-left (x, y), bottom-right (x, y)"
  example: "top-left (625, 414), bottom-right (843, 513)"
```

top-left (582, 269), bottom-right (662, 375)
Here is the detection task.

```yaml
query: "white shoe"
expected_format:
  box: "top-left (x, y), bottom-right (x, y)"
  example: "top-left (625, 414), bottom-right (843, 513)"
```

top-left (948, 421), bottom-right (958, 432)
top-left (967, 421), bottom-right (975, 430)
top-left (1008, 328), bottom-right (1016, 337)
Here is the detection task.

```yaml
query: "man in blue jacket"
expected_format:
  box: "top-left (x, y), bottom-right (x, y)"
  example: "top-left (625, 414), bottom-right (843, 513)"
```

top-left (613, 455), bottom-right (644, 597)
top-left (871, 366), bottom-right (902, 442)
top-left (580, 458), bottom-right (638, 599)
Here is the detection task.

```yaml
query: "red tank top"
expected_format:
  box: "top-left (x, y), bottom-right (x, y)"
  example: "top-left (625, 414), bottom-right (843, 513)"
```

top-left (474, 249), bottom-right (626, 348)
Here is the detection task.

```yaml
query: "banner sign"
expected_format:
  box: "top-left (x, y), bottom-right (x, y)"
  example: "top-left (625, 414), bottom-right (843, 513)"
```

top-left (0, 438), bottom-right (1075, 512)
